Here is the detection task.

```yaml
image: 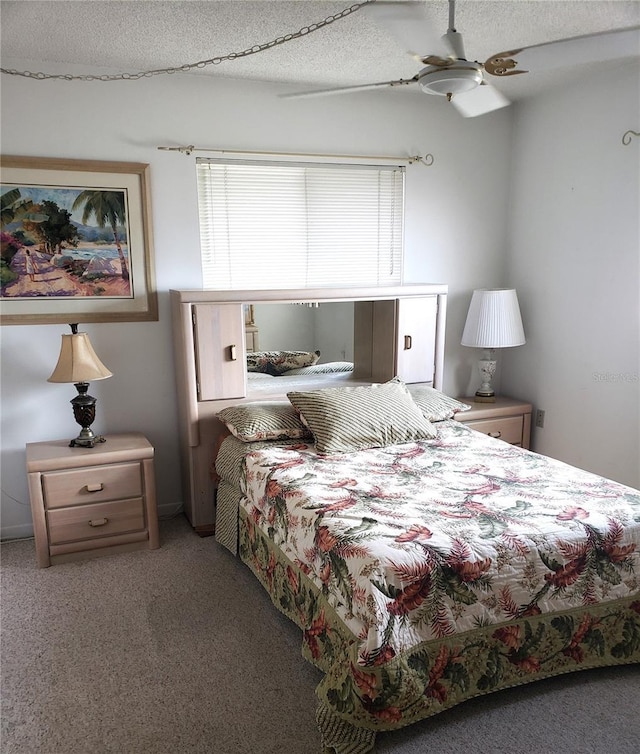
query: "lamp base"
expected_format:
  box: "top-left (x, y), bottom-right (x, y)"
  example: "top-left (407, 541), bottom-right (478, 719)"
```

top-left (69, 382), bottom-right (106, 449)
top-left (474, 353), bottom-right (497, 403)
top-left (69, 430), bottom-right (106, 449)
top-left (474, 392), bottom-right (496, 403)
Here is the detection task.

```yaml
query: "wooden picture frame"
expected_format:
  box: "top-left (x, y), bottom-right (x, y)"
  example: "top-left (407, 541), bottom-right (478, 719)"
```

top-left (0, 156), bottom-right (157, 324)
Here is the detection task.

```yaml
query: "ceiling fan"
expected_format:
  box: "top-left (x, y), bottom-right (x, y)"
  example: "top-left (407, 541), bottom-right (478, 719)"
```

top-left (281, 0), bottom-right (640, 117)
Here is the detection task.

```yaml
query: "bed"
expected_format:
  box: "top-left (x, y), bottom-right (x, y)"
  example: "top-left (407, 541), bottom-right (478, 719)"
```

top-left (170, 285), bottom-right (447, 534)
top-left (211, 382), bottom-right (640, 753)
top-left (170, 287), bottom-right (639, 753)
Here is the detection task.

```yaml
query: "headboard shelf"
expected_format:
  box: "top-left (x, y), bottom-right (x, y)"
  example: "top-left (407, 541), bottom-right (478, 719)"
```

top-left (170, 284), bottom-right (446, 305)
top-left (170, 285), bottom-right (448, 533)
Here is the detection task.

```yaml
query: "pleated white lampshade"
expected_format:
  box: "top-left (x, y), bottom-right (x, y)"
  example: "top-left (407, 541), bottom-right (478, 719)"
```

top-left (461, 289), bottom-right (525, 349)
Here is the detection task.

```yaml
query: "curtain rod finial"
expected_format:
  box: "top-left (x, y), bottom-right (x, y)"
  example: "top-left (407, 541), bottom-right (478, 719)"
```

top-left (408, 154), bottom-right (434, 166)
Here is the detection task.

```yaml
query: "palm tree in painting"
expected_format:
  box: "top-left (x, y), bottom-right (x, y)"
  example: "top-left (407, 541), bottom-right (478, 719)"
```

top-left (1, 188), bottom-right (40, 226)
top-left (72, 190), bottom-right (129, 281)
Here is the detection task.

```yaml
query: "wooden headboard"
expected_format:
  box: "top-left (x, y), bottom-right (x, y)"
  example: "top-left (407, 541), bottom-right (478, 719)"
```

top-left (170, 285), bottom-right (448, 534)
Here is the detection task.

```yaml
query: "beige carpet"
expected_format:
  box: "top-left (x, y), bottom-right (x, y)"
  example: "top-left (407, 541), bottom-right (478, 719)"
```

top-left (2, 515), bottom-right (638, 754)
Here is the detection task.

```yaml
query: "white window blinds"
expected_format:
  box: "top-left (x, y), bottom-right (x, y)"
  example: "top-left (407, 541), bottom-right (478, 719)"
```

top-left (196, 159), bottom-right (404, 289)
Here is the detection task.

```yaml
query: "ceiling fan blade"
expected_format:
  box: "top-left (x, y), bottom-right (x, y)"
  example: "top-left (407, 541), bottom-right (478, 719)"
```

top-left (362, 1), bottom-right (453, 61)
top-left (280, 77), bottom-right (419, 100)
top-left (450, 83), bottom-right (510, 118)
top-left (485, 26), bottom-right (640, 77)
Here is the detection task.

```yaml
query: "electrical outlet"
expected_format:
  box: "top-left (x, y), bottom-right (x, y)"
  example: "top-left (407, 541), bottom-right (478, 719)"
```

top-left (535, 409), bottom-right (545, 428)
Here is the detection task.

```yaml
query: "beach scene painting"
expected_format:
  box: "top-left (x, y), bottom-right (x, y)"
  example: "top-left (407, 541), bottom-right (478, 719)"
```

top-left (1, 182), bottom-right (133, 300)
top-left (0, 157), bottom-right (156, 324)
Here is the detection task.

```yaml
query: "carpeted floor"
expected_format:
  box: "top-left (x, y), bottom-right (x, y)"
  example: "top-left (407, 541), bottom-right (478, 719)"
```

top-left (1, 515), bottom-right (638, 754)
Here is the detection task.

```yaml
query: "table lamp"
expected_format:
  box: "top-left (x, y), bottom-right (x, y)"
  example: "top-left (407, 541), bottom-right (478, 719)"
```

top-left (47, 324), bottom-right (113, 447)
top-left (461, 288), bottom-right (525, 402)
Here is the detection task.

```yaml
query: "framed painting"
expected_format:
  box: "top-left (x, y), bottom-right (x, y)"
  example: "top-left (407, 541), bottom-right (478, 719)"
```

top-left (0, 156), bottom-right (157, 324)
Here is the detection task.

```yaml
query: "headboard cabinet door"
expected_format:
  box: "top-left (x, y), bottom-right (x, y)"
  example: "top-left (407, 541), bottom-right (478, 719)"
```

top-left (193, 304), bottom-right (247, 401)
top-left (395, 296), bottom-right (438, 384)
top-left (361, 296), bottom-right (439, 384)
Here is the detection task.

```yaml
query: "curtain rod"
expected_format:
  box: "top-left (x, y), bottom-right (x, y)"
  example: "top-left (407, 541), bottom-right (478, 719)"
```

top-left (157, 145), bottom-right (434, 166)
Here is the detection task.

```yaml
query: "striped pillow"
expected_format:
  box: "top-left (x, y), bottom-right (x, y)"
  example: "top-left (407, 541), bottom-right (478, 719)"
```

top-left (287, 381), bottom-right (437, 454)
top-left (286, 361), bottom-right (354, 376)
top-left (217, 402), bottom-right (312, 442)
top-left (404, 382), bottom-right (471, 421)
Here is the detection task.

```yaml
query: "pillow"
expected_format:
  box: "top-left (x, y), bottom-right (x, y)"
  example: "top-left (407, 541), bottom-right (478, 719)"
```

top-left (246, 350), bottom-right (321, 376)
top-left (217, 402), bottom-right (313, 442)
top-left (287, 380), bottom-right (437, 454)
top-left (405, 382), bottom-right (472, 421)
top-left (285, 361), bottom-right (354, 376)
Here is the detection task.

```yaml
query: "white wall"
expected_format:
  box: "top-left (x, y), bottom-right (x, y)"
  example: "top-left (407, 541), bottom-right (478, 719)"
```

top-left (0, 65), bottom-right (512, 538)
top-left (503, 61), bottom-right (640, 488)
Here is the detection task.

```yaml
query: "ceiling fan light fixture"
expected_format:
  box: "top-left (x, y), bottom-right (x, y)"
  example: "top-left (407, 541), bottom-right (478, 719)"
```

top-left (418, 62), bottom-right (483, 97)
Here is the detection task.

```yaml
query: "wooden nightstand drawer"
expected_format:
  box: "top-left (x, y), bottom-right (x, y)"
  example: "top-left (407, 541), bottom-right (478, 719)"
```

top-left (47, 498), bottom-right (145, 545)
top-left (42, 462), bottom-right (142, 509)
top-left (464, 415), bottom-right (524, 444)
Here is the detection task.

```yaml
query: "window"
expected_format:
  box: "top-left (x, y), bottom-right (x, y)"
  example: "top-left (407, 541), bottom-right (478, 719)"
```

top-left (196, 158), bottom-right (404, 289)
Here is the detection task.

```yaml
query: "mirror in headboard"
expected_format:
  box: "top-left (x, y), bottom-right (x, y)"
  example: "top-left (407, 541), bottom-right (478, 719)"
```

top-left (243, 301), bottom-right (356, 393)
top-left (248, 302), bottom-right (355, 359)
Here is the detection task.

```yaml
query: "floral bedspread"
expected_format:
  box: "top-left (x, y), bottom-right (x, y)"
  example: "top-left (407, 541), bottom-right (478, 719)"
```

top-left (238, 422), bottom-right (640, 750)
top-left (241, 421), bottom-right (640, 664)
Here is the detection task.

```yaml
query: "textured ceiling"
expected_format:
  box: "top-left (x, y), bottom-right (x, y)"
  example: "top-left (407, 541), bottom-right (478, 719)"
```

top-left (1, 1), bottom-right (639, 102)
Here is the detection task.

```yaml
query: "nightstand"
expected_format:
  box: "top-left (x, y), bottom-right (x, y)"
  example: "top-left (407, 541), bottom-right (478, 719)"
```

top-left (26, 432), bottom-right (159, 568)
top-left (454, 396), bottom-right (532, 449)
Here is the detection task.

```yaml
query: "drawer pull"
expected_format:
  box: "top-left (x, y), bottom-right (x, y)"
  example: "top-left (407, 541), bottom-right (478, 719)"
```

top-left (488, 431), bottom-right (502, 438)
top-left (88, 517), bottom-right (109, 527)
top-left (404, 334), bottom-right (412, 350)
top-left (85, 482), bottom-right (104, 493)
top-left (229, 344), bottom-right (237, 361)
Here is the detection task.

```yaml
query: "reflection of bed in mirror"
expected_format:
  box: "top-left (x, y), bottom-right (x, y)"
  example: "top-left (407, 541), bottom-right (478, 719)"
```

top-left (170, 285), bottom-right (447, 534)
